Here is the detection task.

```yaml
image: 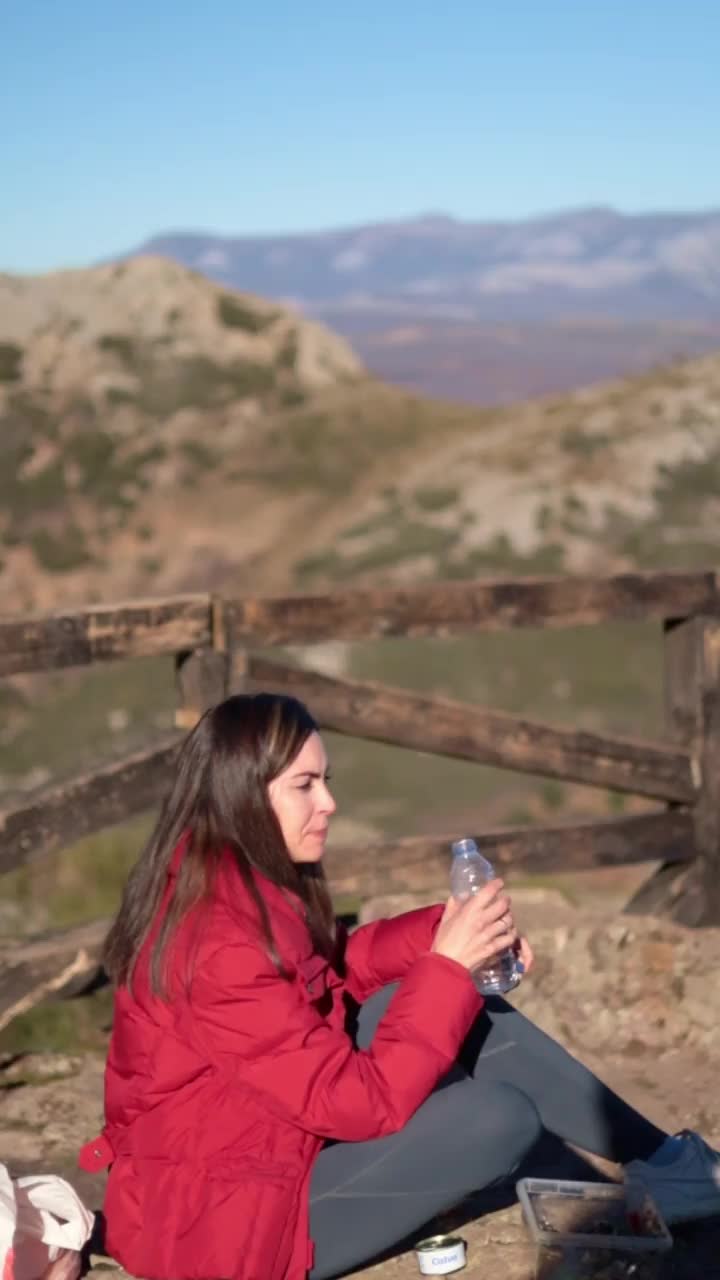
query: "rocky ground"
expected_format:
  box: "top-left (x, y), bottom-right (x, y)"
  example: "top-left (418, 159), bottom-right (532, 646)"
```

top-left (2, 888), bottom-right (720, 1279)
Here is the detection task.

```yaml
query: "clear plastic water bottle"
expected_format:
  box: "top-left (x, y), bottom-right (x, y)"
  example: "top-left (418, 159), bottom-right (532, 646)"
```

top-left (450, 837), bottom-right (522, 995)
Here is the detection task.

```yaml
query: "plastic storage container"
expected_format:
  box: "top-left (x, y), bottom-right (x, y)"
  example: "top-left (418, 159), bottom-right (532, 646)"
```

top-left (516, 1177), bottom-right (672, 1279)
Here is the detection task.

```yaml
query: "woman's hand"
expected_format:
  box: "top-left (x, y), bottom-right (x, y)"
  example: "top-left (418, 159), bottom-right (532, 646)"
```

top-left (431, 878), bottom-right (517, 974)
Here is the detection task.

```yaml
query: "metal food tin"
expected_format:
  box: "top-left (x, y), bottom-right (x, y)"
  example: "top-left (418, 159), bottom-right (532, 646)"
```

top-left (414, 1234), bottom-right (467, 1275)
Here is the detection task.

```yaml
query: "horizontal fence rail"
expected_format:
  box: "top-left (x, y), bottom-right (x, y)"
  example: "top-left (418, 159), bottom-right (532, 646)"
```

top-left (0, 736), bottom-right (181, 876)
top-left (224, 570), bottom-right (720, 645)
top-left (0, 919), bottom-right (109, 1033)
top-left (0, 595), bottom-right (211, 677)
top-left (0, 652), bottom-right (699, 877)
top-left (246, 657), bottom-right (698, 804)
top-left (2, 570), bottom-right (719, 678)
top-left (323, 810), bottom-right (696, 896)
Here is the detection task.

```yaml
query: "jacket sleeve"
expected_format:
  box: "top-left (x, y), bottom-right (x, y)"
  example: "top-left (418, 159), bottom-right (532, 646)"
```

top-left (189, 936), bottom-right (480, 1142)
top-left (342, 904), bottom-right (445, 1003)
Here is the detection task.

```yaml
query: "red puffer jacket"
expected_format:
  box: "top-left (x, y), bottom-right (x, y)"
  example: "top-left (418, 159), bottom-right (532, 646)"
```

top-left (79, 844), bottom-right (482, 1280)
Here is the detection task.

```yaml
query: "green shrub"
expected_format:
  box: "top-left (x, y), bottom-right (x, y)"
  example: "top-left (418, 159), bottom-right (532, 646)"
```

top-left (224, 360), bottom-right (275, 398)
top-left (98, 333), bottom-right (136, 365)
top-left (446, 534), bottom-right (565, 578)
top-left (560, 427), bottom-right (610, 459)
top-left (278, 386), bottom-right (306, 408)
top-left (414, 485), bottom-right (459, 511)
top-left (140, 355), bottom-right (275, 415)
top-left (294, 549), bottom-right (345, 581)
top-left (66, 429), bottom-right (116, 480)
top-left (181, 439), bottom-right (217, 471)
top-left (216, 294), bottom-right (276, 333)
top-left (539, 779), bottom-right (565, 811)
top-left (17, 460), bottom-right (67, 514)
top-left (105, 385), bottom-right (137, 405)
top-left (276, 333), bottom-right (299, 370)
top-left (654, 451), bottom-right (720, 512)
top-left (30, 524), bottom-right (91, 571)
top-left (0, 342), bottom-right (23, 382)
top-left (346, 522), bottom-right (458, 574)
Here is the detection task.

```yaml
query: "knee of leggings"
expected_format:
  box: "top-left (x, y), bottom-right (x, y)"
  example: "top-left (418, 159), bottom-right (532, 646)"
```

top-left (468, 1080), bottom-right (543, 1170)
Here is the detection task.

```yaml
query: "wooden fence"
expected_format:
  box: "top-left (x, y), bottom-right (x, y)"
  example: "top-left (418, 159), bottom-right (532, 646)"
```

top-left (1, 568), bottom-right (719, 1031)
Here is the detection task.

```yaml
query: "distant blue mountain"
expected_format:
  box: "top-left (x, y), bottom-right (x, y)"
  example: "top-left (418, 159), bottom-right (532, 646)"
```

top-left (124, 207), bottom-right (720, 322)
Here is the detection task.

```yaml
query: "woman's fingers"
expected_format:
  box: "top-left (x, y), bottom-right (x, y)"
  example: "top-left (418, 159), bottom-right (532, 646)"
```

top-left (515, 935), bottom-right (534, 973)
top-left (471, 926), bottom-right (516, 968)
top-left (432, 880), bottom-right (528, 974)
top-left (467, 881), bottom-right (510, 919)
top-left (439, 894), bottom-right (462, 922)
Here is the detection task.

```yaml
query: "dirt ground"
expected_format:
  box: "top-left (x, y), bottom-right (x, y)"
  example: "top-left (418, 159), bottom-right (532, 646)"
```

top-left (2, 882), bottom-right (720, 1279)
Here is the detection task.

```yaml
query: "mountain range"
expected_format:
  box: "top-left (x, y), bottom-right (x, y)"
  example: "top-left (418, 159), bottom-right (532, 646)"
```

top-left (131, 208), bottom-right (720, 318)
top-left (125, 208), bottom-right (720, 403)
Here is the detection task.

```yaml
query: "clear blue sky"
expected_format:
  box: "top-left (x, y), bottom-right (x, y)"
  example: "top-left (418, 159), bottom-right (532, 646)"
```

top-left (2, 0), bottom-right (719, 273)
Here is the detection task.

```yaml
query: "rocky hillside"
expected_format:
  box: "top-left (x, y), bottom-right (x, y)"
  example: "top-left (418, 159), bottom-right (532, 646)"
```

top-left (1, 257), bottom-right (719, 616)
top-left (0, 257), bottom-right (364, 610)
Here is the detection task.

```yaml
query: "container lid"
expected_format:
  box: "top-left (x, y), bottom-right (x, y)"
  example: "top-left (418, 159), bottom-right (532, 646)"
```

top-left (415, 1235), bottom-right (464, 1251)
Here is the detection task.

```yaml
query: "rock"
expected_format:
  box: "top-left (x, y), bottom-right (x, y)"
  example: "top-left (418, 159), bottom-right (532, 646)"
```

top-left (1, 1052), bottom-right (85, 1082)
top-left (511, 915), bottom-right (720, 1056)
top-left (358, 892), bottom-right (441, 925)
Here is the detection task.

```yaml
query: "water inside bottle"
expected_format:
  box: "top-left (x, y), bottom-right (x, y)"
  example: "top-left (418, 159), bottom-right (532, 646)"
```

top-left (473, 948), bottom-right (522, 996)
top-left (450, 837), bottom-right (522, 995)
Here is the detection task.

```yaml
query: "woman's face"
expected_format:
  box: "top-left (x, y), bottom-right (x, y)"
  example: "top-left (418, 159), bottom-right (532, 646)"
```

top-left (268, 732), bottom-right (336, 863)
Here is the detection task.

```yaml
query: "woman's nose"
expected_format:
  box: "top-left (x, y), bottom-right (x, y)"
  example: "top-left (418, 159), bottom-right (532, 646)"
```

top-left (319, 784), bottom-right (336, 815)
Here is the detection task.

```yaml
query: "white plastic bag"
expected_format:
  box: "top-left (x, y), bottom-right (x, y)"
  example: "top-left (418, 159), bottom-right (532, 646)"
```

top-left (0, 1164), bottom-right (94, 1280)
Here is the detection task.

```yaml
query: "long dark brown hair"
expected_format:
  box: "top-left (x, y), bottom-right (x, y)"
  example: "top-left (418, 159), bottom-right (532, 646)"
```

top-left (103, 692), bottom-right (336, 996)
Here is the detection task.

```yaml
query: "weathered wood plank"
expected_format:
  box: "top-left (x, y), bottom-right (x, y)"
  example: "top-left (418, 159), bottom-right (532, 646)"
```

top-left (226, 570), bottom-right (720, 645)
top-left (324, 809), bottom-right (695, 897)
top-left (0, 595), bottom-right (211, 677)
top-left (0, 919), bottom-right (108, 1031)
top-left (175, 596), bottom-right (232, 730)
top-left (1, 571), bottom-right (717, 677)
top-left (175, 648), bottom-right (229, 730)
top-left (628, 617), bottom-right (720, 925)
top-left (691, 619), bottom-right (720, 922)
top-left (245, 657), bottom-right (696, 803)
top-left (0, 737), bottom-right (181, 876)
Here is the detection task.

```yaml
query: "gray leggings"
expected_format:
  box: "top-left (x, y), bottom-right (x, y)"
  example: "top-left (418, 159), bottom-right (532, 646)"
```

top-left (309, 985), bottom-right (667, 1279)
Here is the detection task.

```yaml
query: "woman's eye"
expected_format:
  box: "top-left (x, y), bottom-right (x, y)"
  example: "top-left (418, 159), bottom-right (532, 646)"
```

top-left (297, 781), bottom-right (312, 791)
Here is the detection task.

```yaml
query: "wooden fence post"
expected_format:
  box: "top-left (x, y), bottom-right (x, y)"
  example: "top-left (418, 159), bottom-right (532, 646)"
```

top-left (175, 597), bottom-right (230, 729)
top-left (626, 616), bottom-right (720, 924)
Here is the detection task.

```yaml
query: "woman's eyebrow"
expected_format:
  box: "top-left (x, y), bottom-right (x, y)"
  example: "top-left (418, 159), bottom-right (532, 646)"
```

top-left (291, 768), bottom-right (330, 779)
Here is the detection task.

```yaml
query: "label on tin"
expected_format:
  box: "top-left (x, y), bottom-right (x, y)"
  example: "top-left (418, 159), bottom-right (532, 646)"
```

top-left (415, 1235), bottom-right (466, 1275)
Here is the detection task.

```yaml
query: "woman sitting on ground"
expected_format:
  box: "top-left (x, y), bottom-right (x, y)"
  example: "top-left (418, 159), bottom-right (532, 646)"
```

top-left (80, 692), bottom-right (720, 1280)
